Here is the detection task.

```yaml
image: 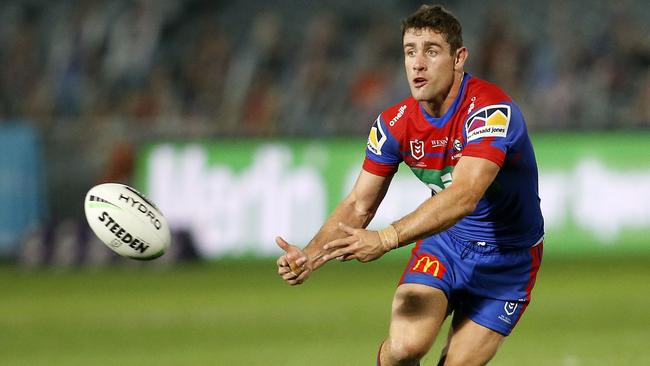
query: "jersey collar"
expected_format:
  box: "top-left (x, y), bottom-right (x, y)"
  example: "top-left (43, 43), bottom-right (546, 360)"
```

top-left (419, 72), bottom-right (471, 127)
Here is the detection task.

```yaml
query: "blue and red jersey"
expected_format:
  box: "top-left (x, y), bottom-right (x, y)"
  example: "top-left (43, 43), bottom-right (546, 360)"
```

top-left (363, 73), bottom-right (544, 248)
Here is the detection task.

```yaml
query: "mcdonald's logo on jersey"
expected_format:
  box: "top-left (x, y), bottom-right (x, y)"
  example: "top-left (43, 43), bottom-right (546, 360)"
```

top-left (410, 254), bottom-right (447, 279)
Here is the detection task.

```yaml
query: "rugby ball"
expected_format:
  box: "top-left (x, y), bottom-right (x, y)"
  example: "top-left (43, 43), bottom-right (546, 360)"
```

top-left (84, 183), bottom-right (171, 260)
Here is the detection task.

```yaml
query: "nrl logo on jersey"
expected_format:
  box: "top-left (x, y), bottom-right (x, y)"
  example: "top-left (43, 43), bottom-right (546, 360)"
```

top-left (367, 116), bottom-right (387, 155)
top-left (465, 105), bottom-right (511, 142)
top-left (410, 139), bottom-right (425, 160)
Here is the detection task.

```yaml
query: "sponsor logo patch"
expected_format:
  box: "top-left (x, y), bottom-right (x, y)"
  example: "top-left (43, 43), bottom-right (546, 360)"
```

top-left (410, 139), bottom-right (425, 160)
top-left (367, 116), bottom-right (387, 156)
top-left (389, 104), bottom-right (407, 126)
top-left (453, 139), bottom-right (463, 152)
top-left (465, 105), bottom-right (511, 142)
top-left (411, 254), bottom-right (446, 279)
top-left (431, 138), bottom-right (448, 148)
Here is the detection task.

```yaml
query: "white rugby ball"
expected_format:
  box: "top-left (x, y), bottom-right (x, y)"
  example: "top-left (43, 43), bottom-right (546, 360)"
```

top-left (84, 183), bottom-right (171, 260)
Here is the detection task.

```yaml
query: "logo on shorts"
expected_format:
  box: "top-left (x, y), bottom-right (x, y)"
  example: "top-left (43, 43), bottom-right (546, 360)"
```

top-left (504, 301), bottom-right (518, 316)
top-left (498, 301), bottom-right (518, 324)
top-left (410, 254), bottom-right (446, 279)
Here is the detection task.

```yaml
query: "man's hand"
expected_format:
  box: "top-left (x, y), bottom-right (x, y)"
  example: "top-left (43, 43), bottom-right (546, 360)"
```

top-left (322, 223), bottom-right (392, 263)
top-left (276, 236), bottom-right (312, 286)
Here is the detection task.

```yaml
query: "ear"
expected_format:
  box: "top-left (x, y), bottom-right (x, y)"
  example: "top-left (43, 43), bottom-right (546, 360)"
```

top-left (454, 46), bottom-right (468, 71)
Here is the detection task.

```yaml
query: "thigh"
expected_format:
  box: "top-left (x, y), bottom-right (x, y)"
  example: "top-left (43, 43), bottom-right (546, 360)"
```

top-left (387, 283), bottom-right (449, 352)
top-left (439, 310), bottom-right (505, 366)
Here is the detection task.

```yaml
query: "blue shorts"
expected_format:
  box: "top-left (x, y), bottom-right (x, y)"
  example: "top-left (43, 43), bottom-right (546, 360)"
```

top-left (399, 231), bottom-right (543, 336)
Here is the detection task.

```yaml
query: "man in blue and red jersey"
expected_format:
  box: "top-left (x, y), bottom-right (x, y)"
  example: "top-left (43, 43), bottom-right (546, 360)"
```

top-left (276, 4), bottom-right (544, 365)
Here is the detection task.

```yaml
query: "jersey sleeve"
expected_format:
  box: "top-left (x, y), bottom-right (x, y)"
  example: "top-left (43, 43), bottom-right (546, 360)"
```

top-left (462, 103), bottom-right (525, 167)
top-left (362, 115), bottom-right (402, 176)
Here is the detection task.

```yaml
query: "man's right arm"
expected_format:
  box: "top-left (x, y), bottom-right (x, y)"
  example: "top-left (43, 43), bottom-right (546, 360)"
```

top-left (276, 168), bottom-right (393, 285)
top-left (303, 169), bottom-right (394, 270)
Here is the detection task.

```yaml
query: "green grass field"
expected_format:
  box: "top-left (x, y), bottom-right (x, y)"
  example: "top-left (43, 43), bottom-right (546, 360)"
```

top-left (2, 255), bottom-right (649, 365)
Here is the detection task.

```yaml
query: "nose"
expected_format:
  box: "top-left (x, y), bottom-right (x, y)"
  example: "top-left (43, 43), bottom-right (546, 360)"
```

top-left (412, 54), bottom-right (426, 72)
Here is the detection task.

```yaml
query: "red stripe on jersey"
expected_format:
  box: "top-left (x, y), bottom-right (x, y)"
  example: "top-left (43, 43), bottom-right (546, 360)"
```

top-left (514, 242), bottom-right (543, 327)
top-left (363, 157), bottom-right (398, 177)
top-left (462, 141), bottom-right (506, 167)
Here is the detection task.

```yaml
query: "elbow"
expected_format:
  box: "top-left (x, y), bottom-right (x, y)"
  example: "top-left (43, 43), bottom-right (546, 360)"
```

top-left (458, 200), bottom-right (477, 218)
top-left (454, 189), bottom-right (481, 218)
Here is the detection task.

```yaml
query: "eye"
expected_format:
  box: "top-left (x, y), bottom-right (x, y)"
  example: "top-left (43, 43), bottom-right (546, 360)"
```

top-left (405, 49), bottom-right (415, 57)
top-left (426, 48), bottom-right (438, 56)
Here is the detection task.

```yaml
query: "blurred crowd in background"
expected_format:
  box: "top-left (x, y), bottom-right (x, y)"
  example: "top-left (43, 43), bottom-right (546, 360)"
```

top-left (0, 0), bottom-right (649, 220)
top-left (3, 0), bottom-right (649, 134)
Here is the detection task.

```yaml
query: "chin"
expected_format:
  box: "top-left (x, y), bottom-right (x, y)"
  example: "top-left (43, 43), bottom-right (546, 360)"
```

top-left (411, 89), bottom-right (434, 102)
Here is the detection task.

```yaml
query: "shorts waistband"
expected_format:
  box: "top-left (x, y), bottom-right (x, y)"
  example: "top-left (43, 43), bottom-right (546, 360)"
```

top-left (442, 235), bottom-right (542, 255)
top-left (455, 239), bottom-right (503, 255)
top-left (445, 231), bottom-right (540, 256)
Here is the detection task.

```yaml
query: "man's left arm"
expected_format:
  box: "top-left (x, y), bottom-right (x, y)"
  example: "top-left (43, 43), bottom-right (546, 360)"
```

top-left (323, 156), bottom-right (499, 260)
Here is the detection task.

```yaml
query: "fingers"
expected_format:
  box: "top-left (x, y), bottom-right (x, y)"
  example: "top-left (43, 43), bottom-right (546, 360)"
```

top-left (277, 257), bottom-right (291, 274)
top-left (277, 242), bottom-right (310, 285)
top-left (323, 239), bottom-right (358, 262)
top-left (325, 246), bottom-right (357, 262)
top-left (277, 254), bottom-right (302, 274)
top-left (322, 225), bottom-right (360, 262)
top-left (276, 254), bottom-right (288, 267)
top-left (338, 222), bottom-right (356, 234)
top-left (277, 259), bottom-right (301, 285)
top-left (278, 262), bottom-right (309, 285)
top-left (275, 236), bottom-right (292, 252)
top-left (280, 267), bottom-right (298, 280)
top-left (277, 255), bottom-right (304, 275)
top-left (336, 254), bottom-right (354, 262)
top-left (291, 256), bottom-right (307, 274)
top-left (276, 236), bottom-right (306, 273)
top-left (324, 236), bottom-right (356, 250)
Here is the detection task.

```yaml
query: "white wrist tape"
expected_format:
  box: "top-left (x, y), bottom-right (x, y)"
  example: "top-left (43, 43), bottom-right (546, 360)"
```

top-left (378, 225), bottom-right (399, 252)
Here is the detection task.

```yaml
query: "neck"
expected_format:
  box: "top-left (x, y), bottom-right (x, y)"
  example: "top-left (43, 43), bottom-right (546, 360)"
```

top-left (422, 71), bottom-right (464, 117)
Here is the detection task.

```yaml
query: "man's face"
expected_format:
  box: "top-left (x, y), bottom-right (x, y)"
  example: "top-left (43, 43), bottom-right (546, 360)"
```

top-left (403, 28), bottom-right (458, 103)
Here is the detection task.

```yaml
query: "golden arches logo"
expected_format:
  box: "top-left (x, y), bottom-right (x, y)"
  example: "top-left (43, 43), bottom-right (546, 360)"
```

top-left (411, 254), bottom-right (446, 278)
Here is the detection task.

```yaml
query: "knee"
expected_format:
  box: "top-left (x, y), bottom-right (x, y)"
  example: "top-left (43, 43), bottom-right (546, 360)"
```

top-left (385, 336), bottom-right (429, 364)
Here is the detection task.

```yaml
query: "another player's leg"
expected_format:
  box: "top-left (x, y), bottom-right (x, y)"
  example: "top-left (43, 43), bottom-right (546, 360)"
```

top-left (378, 283), bottom-right (448, 366)
top-left (436, 310), bottom-right (505, 366)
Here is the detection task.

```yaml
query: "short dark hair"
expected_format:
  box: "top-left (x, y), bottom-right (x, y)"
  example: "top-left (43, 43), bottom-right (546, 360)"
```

top-left (401, 5), bottom-right (463, 54)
